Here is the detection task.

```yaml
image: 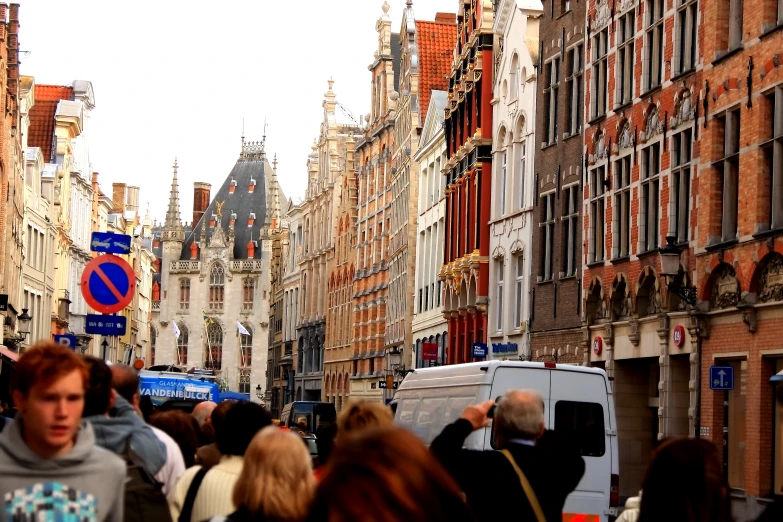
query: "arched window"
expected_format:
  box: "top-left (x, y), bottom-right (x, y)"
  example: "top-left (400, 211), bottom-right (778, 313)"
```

top-left (176, 323), bottom-right (188, 366)
top-left (510, 54), bottom-right (520, 100)
top-left (179, 279), bottom-right (190, 310)
top-left (243, 278), bottom-right (255, 311)
top-left (209, 264), bottom-right (225, 310)
top-left (240, 324), bottom-right (252, 368)
top-left (149, 325), bottom-right (157, 365)
top-left (206, 321), bottom-right (223, 370)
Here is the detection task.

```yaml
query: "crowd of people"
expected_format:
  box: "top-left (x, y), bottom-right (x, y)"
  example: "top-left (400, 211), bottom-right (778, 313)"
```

top-left (0, 341), bottom-right (781, 522)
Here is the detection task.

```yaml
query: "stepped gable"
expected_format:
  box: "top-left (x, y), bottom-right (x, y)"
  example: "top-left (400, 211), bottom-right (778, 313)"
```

top-left (181, 140), bottom-right (272, 260)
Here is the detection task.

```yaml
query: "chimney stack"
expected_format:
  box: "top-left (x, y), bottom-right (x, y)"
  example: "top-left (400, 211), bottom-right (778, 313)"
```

top-left (193, 182), bottom-right (211, 226)
top-left (126, 186), bottom-right (140, 214)
top-left (435, 12), bottom-right (456, 23)
top-left (112, 183), bottom-right (127, 213)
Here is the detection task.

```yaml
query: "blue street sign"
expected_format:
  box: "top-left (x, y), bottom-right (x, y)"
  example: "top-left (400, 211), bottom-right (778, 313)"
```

top-left (709, 365), bottom-right (734, 391)
top-left (54, 334), bottom-right (78, 349)
top-left (90, 232), bottom-right (132, 255)
top-left (472, 343), bottom-right (488, 358)
top-left (85, 314), bottom-right (127, 336)
top-left (81, 254), bottom-right (136, 314)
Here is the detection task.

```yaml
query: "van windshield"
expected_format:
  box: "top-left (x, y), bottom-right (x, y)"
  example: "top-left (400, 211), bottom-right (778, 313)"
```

top-left (289, 402), bottom-right (337, 433)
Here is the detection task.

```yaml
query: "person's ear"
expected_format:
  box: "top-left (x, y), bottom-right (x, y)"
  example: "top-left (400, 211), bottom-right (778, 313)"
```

top-left (537, 420), bottom-right (545, 439)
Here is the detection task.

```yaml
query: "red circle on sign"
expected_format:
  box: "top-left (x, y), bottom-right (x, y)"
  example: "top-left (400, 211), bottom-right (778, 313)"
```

top-left (81, 254), bottom-right (136, 314)
top-left (593, 336), bottom-right (603, 355)
top-left (673, 325), bottom-right (686, 348)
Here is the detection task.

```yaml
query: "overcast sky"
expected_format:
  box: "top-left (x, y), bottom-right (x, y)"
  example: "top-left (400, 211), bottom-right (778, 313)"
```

top-left (16, 0), bottom-right (457, 224)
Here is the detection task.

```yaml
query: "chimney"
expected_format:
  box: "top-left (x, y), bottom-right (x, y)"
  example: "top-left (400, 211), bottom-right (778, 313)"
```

top-left (435, 12), bottom-right (456, 23)
top-left (112, 183), bottom-right (127, 213)
top-left (126, 186), bottom-right (140, 214)
top-left (7, 4), bottom-right (18, 90)
top-left (193, 182), bottom-right (211, 225)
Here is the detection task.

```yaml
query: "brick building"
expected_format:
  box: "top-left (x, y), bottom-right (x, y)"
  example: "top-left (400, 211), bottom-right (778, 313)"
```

top-left (351, 2), bottom-right (399, 403)
top-left (439, 0), bottom-right (494, 364)
top-left (581, 0), bottom-right (703, 499)
top-left (387, 3), bottom-right (455, 381)
top-left (529, 0), bottom-right (586, 362)
top-left (695, 0), bottom-right (783, 517)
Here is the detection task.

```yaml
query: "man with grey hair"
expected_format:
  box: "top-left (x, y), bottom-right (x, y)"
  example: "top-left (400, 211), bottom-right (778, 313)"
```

top-left (431, 389), bottom-right (584, 522)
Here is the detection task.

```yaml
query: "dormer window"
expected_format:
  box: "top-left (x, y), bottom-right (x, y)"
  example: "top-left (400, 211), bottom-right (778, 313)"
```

top-left (248, 212), bottom-right (256, 226)
top-left (229, 211), bottom-right (237, 226)
top-left (229, 178), bottom-right (237, 194)
top-left (249, 178), bottom-right (256, 193)
top-left (210, 214), bottom-right (217, 227)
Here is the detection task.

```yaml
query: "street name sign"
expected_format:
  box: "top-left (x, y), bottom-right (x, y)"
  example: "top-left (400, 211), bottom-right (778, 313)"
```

top-left (80, 254), bottom-right (135, 314)
top-left (85, 314), bottom-right (127, 336)
top-left (709, 365), bottom-right (734, 391)
top-left (90, 232), bottom-right (132, 255)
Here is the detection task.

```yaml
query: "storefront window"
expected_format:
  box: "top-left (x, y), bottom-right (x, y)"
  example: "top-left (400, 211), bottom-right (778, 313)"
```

top-left (774, 359), bottom-right (783, 494)
top-left (727, 360), bottom-right (747, 490)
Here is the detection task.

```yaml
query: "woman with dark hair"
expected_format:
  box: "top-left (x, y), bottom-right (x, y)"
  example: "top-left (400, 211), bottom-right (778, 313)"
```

top-left (149, 410), bottom-right (200, 468)
top-left (631, 438), bottom-right (730, 522)
top-left (306, 427), bottom-right (475, 522)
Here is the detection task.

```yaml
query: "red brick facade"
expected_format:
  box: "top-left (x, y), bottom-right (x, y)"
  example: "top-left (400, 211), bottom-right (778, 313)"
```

top-left (440, 1), bottom-right (494, 364)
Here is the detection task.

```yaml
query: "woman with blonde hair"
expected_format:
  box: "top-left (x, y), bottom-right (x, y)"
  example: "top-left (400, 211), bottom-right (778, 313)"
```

top-left (205, 427), bottom-right (316, 522)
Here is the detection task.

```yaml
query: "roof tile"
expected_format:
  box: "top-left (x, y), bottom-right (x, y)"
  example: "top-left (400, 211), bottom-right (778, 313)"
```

top-left (28, 85), bottom-right (73, 163)
top-left (415, 20), bottom-right (456, 118)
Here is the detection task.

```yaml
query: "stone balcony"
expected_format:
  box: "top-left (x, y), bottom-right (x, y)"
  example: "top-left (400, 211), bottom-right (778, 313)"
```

top-left (230, 260), bottom-right (265, 272)
top-left (169, 261), bottom-right (200, 273)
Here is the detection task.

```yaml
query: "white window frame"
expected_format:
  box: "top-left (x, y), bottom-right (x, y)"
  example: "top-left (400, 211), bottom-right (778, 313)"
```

top-left (644, 0), bottom-right (665, 92)
top-left (541, 192), bottom-right (556, 280)
top-left (671, 129), bottom-right (693, 243)
top-left (514, 255), bottom-right (525, 329)
top-left (496, 258), bottom-right (505, 332)
top-left (567, 43), bottom-right (584, 135)
top-left (499, 149), bottom-right (507, 216)
top-left (616, 10), bottom-right (635, 107)
top-left (640, 142), bottom-right (662, 252)
top-left (589, 166), bottom-right (607, 263)
top-left (590, 29), bottom-right (609, 119)
top-left (518, 140), bottom-right (527, 209)
top-left (613, 155), bottom-right (633, 258)
top-left (675, 0), bottom-right (698, 74)
top-left (547, 57), bottom-right (560, 143)
top-left (562, 185), bottom-right (579, 277)
top-left (766, 87), bottom-right (783, 229)
top-left (716, 108), bottom-right (741, 241)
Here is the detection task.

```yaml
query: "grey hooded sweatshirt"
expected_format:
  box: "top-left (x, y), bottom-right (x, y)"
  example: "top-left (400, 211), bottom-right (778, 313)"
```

top-left (0, 417), bottom-right (125, 522)
top-left (85, 394), bottom-right (166, 475)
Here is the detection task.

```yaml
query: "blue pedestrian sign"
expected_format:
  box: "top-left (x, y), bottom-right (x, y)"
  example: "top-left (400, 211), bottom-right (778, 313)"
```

top-left (85, 314), bottom-right (127, 336)
top-left (90, 232), bottom-right (132, 255)
top-left (472, 343), bottom-right (488, 358)
top-left (709, 365), bottom-right (734, 391)
top-left (54, 334), bottom-right (78, 349)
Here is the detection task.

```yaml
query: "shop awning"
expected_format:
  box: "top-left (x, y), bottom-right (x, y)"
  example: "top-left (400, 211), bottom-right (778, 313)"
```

top-left (0, 347), bottom-right (18, 363)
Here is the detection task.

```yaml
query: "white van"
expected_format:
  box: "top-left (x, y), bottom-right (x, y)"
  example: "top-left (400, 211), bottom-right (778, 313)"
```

top-left (392, 360), bottom-right (619, 522)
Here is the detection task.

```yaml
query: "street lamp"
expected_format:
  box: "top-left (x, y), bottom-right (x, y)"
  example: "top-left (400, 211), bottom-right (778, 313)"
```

top-left (17, 308), bottom-right (32, 337)
top-left (255, 384), bottom-right (263, 400)
top-left (659, 236), bottom-right (697, 306)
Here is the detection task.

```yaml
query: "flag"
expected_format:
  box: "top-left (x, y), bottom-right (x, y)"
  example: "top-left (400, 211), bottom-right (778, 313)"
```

top-left (202, 313), bottom-right (213, 325)
top-left (172, 321), bottom-right (180, 339)
top-left (237, 321), bottom-right (251, 336)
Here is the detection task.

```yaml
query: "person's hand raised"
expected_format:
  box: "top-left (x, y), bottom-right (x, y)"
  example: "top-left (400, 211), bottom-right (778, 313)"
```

top-left (460, 400), bottom-right (494, 431)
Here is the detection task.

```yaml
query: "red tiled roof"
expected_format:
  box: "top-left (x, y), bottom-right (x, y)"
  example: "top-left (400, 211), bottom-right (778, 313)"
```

top-left (415, 19), bottom-right (456, 119)
top-left (28, 85), bottom-right (73, 163)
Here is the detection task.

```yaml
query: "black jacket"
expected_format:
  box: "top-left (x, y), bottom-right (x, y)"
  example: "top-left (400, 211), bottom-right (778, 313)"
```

top-left (754, 498), bottom-right (783, 522)
top-left (431, 419), bottom-right (585, 522)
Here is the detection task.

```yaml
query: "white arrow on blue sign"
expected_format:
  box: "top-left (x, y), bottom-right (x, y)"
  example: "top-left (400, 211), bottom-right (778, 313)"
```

top-left (709, 365), bottom-right (734, 391)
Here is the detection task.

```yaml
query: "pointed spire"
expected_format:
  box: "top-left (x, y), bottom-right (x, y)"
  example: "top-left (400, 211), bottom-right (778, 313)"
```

top-left (163, 158), bottom-right (184, 241)
top-left (269, 153), bottom-right (281, 229)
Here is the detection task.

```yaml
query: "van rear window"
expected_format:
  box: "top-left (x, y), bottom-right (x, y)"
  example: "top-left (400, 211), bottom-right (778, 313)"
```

top-left (554, 401), bottom-right (606, 457)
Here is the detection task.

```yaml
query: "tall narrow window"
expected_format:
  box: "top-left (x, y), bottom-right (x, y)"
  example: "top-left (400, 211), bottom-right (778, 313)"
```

top-left (499, 150), bottom-right (507, 215)
top-left (715, 109), bottom-right (741, 241)
top-left (641, 143), bottom-right (662, 251)
top-left (765, 87), bottom-right (783, 230)
top-left (541, 193), bottom-right (556, 280)
top-left (179, 279), bottom-right (190, 310)
top-left (150, 326), bottom-right (157, 366)
top-left (510, 57), bottom-right (520, 100)
top-left (176, 323), bottom-right (188, 366)
top-left (239, 324), bottom-right (252, 368)
top-left (617, 10), bottom-right (635, 106)
top-left (243, 278), bottom-right (255, 311)
top-left (590, 166), bottom-right (607, 262)
top-left (206, 322), bottom-right (223, 370)
top-left (672, 130), bottom-right (693, 243)
top-left (676, 0), bottom-right (698, 74)
top-left (727, 0), bottom-right (743, 51)
top-left (590, 30), bottom-right (609, 119)
top-left (546, 57), bottom-right (560, 143)
top-left (567, 44), bottom-right (584, 135)
top-left (613, 156), bottom-right (632, 258)
top-left (209, 264), bottom-right (225, 311)
top-left (514, 256), bottom-right (524, 329)
top-left (562, 185), bottom-right (579, 276)
top-left (519, 140), bottom-right (527, 208)
top-left (496, 258), bottom-right (504, 332)
top-left (645, 0), bottom-right (665, 92)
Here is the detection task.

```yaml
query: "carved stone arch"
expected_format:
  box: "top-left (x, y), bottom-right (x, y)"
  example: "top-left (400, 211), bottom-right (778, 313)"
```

top-left (586, 277), bottom-right (605, 324)
top-left (636, 265), bottom-right (661, 317)
top-left (514, 111), bottom-right (527, 138)
top-left (492, 245), bottom-right (506, 259)
top-left (707, 262), bottom-right (741, 310)
top-left (510, 239), bottom-right (524, 255)
top-left (610, 273), bottom-right (631, 320)
top-left (496, 124), bottom-right (508, 151)
top-left (752, 252), bottom-right (783, 303)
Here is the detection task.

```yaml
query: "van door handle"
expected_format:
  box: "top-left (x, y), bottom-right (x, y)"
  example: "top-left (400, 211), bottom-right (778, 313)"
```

top-left (605, 428), bottom-right (617, 436)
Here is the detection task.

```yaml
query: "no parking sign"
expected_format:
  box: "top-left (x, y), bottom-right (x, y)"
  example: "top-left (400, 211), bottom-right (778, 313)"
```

top-left (80, 254), bottom-right (135, 314)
